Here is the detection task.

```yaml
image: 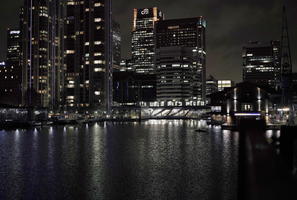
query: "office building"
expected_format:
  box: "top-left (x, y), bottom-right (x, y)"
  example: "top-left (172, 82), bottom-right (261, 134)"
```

top-left (0, 30), bottom-right (22, 105)
top-left (113, 72), bottom-right (156, 105)
top-left (0, 62), bottom-right (9, 104)
top-left (206, 75), bottom-right (218, 96)
top-left (218, 80), bottom-right (234, 92)
top-left (21, 0), bottom-right (64, 108)
top-left (132, 7), bottom-right (164, 74)
top-left (155, 17), bottom-right (206, 106)
top-left (242, 41), bottom-right (281, 91)
top-left (64, 0), bottom-right (113, 112)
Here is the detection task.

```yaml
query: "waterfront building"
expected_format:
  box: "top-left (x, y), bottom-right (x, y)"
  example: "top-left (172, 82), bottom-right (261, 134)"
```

top-left (132, 7), bottom-right (164, 74)
top-left (0, 62), bottom-right (8, 104)
top-left (0, 30), bottom-right (22, 106)
top-left (113, 71), bottom-right (136, 105)
top-left (218, 80), bottom-right (234, 92)
top-left (242, 41), bottom-right (281, 91)
top-left (64, 0), bottom-right (113, 113)
top-left (209, 82), bottom-right (272, 119)
top-left (113, 71), bottom-right (156, 105)
top-left (155, 17), bottom-right (206, 106)
top-left (21, 0), bottom-right (64, 108)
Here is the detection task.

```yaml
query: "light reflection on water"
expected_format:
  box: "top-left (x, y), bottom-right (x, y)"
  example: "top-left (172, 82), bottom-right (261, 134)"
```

top-left (0, 120), bottom-right (238, 200)
top-left (265, 129), bottom-right (281, 140)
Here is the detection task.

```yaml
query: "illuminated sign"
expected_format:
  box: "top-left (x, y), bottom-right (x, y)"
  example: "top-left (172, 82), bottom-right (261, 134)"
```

top-left (137, 8), bottom-right (154, 18)
top-left (141, 8), bottom-right (149, 15)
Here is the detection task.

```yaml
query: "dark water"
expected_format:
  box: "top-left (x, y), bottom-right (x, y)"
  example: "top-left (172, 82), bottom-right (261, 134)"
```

top-left (0, 120), bottom-right (239, 200)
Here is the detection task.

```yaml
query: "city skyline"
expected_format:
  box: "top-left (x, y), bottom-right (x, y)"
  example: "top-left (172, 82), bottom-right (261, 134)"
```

top-left (0, 2), bottom-right (297, 199)
top-left (0, 0), bottom-right (296, 83)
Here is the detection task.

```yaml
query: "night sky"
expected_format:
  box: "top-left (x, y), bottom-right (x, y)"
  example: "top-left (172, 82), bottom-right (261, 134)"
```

top-left (0, 0), bottom-right (296, 82)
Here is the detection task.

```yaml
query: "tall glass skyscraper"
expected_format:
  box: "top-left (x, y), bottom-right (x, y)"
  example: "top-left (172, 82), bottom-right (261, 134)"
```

top-left (64, 0), bottom-right (113, 113)
top-left (21, 0), bottom-right (113, 113)
top-left (155, 17), bottom-right (206, 105)
top-left (21, 0), bottom-right (64, 108)
top-left (132, 7), bottom-right (164, 74)
top-left (0, 29), bottom-right (22, 106)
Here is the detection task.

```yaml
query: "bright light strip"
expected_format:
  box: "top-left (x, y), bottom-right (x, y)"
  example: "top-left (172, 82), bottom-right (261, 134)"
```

top-left (277, 108), bottom-right (290, 112)
top-left (234, 113), bottom-right (261, 116)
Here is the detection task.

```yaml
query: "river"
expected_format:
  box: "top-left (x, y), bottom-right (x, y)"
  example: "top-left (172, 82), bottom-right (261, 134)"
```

top-left (0, 120), bottom-right (239, 200)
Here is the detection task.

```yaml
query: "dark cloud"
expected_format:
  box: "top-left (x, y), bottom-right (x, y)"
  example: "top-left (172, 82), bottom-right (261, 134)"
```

top-left (1, 0), bottom-right (297, 82)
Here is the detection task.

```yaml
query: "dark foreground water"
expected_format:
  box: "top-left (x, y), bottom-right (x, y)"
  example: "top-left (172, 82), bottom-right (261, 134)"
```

top-left (0, 120), bottom-right (239, 200)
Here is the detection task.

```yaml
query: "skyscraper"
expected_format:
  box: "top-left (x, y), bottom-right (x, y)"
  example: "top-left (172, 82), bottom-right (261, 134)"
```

top-left (21, 0), bottom-right (64, 108)
top-left (155, 17), bottom-right (206, 106)
top-left (64, 0), bottom-right (113, 113)
top-left (0, 29), bottom-right (22, 106)
top-left (132, 7), bottom-right (164, 74)
top-left (242, 41), bottom-right (281, 91)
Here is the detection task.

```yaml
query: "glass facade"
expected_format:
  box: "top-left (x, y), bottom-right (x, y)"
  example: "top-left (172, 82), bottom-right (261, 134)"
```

top-left (21, 0), bottom-right (64, 108)
top-left (206, 75), bottom-right (218, 96)
top-left (155, 17), bottom-right (206, 105)
top-left (64, 0), bottom-right (112, 112)
top-left (132, 7), bottom-right (164, 74)
top-left (0, 30), bottom-right (22, 105)
top-left (242, 41), bottom-right (281, 91)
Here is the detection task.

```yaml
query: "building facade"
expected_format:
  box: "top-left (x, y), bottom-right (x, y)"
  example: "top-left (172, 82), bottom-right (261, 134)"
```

top-left (206, 75), bottom-right (218, 105)
top-left (155, 17), bottom-right (206, 106)
top-left (131, 7), bottom-right (164, 74)
top-left (64, 0), bottom-right (113, 113)
top-left (21, 0), bottom-right (64, 108)
top-left (206, 75), bottom-right (218, 96)
top-left (242, 41), bottom-right (281, 91)
top-left (0, 30), bottom-right (22, 106)
top-left (218, 80), bottom-right (234, 92)
top-left (113, 71), bottom-right (156, 105)
top-left (210, 82), bottom-right (271, 119)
